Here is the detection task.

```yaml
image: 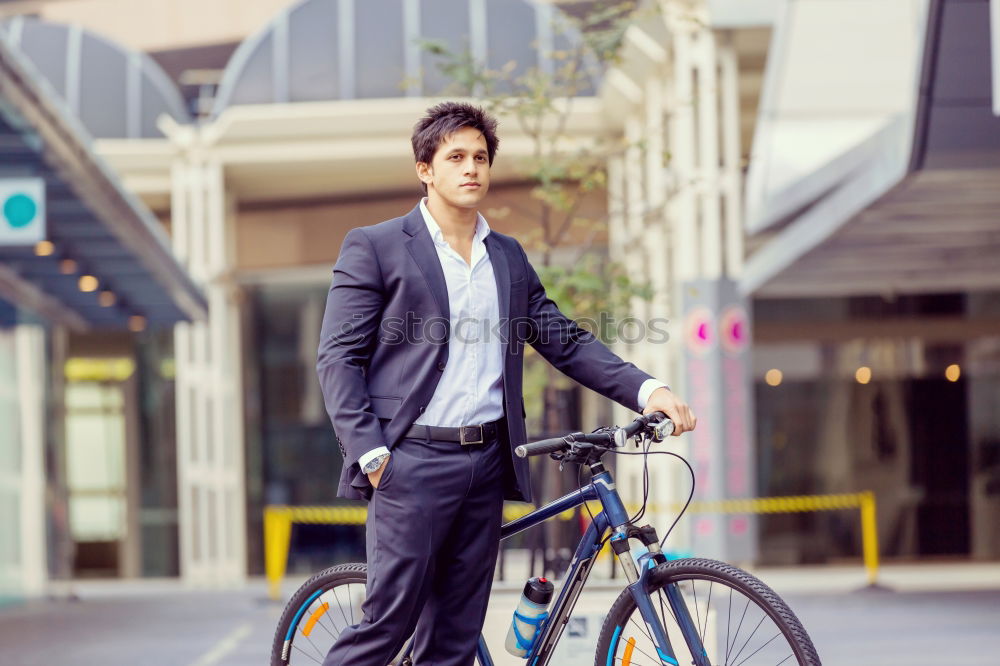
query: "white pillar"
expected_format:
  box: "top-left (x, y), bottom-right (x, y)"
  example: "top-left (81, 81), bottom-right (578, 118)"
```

top-left (608, 154), bottom-right (634, 430)
top-left (0, 325), bottom-right (48, 597)
top-left (172, 157), bottom-right (247, 586)
top-left (719, 32), bottom-right (744, 278)
top-left (669, 27), bottom-right (699, 284)
top-left (643, 71), bottom-right (672, 383)
top-left (695, 29), bottom-right (723, 280)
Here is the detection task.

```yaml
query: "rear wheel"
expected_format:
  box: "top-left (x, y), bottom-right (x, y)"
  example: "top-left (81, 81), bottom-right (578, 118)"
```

top-left (271, 563), bottom-right (416, 666)
top-left (595, 558), bottom-right (821, 666)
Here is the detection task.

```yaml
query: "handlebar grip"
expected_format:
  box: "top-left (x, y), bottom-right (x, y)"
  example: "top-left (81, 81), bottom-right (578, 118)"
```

top-left (515, 436), bottom-right (571, 458)
top-left (622, 411), bottom-right (667, 437)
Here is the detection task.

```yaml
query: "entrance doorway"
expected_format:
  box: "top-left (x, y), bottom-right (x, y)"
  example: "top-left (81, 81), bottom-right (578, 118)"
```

top-left (906, 377), bottom-right (971, 556)
top-left (64, 358), bottom-right (140, 577)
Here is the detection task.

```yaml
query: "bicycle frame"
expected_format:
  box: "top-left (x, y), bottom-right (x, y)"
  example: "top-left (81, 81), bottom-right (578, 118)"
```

top-left (472, 464), bottom-right (709, 666)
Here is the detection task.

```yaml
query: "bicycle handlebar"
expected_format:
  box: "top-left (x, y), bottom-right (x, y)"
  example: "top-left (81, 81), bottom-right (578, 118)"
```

top-left (514, 411), bottom-right (672, 458)
top-left (514, 435), bottom-right (576, 458)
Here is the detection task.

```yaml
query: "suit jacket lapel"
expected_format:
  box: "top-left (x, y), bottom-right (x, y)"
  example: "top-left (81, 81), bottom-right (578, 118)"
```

top-left (404, 204), bottom-right (513, 349)
top-left (403, 205), bottom-right (450, 321)
top-left (484, 233), bottom-right (510, 354)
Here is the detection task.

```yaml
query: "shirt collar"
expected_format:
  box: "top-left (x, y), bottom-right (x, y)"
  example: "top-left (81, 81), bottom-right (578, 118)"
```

top-left (419, 197), bottom-right (491, 247)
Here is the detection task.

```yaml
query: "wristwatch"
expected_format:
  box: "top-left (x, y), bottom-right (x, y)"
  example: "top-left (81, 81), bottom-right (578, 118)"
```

top-left (362, 452), bottom-right (390, 474)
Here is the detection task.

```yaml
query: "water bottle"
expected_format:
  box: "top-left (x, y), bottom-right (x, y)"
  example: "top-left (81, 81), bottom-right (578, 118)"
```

top-left (504, 576), bottom-right (554, 657)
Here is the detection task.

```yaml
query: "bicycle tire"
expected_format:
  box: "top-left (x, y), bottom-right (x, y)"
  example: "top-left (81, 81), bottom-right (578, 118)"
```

top-left (271, 563), bottom-right (371, 666)
top-left (594, 558), bottom-right (821, 666)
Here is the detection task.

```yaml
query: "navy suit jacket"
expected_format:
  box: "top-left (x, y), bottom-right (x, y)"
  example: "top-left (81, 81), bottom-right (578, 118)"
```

top-left (317, 204), bottom-right (654, 503)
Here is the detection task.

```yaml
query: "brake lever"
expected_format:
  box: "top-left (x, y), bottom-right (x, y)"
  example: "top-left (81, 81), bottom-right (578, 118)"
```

top-left (551, 441), bottom-right (595, 469)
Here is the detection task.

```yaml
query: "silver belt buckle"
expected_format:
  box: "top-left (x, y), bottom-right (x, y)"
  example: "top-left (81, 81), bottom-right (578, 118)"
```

top-left (460, 425), bottom-right (484, 446)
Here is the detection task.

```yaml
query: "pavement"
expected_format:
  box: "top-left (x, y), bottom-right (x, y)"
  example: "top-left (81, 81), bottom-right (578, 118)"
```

top-left (0, 562), bottom-right (998, 665)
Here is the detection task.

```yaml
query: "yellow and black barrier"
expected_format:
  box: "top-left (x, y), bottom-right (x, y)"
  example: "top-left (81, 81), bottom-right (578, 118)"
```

top-left (264, 491), bottom-right (879, 600)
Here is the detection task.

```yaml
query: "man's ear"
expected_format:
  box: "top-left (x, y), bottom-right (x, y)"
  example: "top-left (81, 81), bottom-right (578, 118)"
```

top-left (415, 161), bottom-right (433, 185)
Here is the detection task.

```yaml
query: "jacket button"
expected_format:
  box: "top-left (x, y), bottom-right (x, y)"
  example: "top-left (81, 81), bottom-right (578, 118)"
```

top-left (437, 361), bottom-right (446, 371)
top-left (418, 405), bottom-right (425, 413)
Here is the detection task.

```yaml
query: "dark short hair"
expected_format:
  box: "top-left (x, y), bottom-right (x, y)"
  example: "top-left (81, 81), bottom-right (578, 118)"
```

top-left (411, 102), bottom-right (499, 192)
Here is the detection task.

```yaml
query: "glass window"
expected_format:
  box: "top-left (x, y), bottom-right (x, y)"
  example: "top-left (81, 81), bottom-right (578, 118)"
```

top-left (78, 33), bottom-right (128, 138)
top-left (355, 0), bottom-right (406, 99)
top-left (486, 0), bottom-right (537, 92)
top-left (228, 32), bottom-right (275, 107)
top-left (244, 283), bottom-right (364, 575)
top-left (420, 0), bottom-right (471, 96)
top-left (288, 0), bottom-right (340, 102)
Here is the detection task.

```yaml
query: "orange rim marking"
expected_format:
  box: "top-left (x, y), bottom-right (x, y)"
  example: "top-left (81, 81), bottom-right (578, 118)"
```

top-left (623, 636), bottom-right (636, 666)
top-left (303, 602), bottom-right (330, 637)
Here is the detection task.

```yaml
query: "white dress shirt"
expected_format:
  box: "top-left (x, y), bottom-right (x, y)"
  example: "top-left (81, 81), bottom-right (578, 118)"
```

top-left (359, 199), bottom-right (666, 470)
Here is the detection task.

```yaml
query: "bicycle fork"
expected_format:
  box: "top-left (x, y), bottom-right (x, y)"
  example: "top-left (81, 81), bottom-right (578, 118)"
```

top-left (614, 527), bottom-right (710, 666)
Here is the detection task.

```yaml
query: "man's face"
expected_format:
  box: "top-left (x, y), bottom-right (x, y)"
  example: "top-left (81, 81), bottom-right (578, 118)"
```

top-left (417, 126), bottom-right (491, 208)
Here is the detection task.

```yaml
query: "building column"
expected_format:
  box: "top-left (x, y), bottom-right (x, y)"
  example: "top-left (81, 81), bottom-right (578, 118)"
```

top-left (0, 324), bottom-right (47, 597)
top-left (606, 2), bottom-right (756, 562)
top-left (172, 157), bottom-right (247, 585)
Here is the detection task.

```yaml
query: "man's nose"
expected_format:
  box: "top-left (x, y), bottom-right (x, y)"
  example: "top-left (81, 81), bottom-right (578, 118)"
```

top-left (463, 158), bottom-right (478, 175)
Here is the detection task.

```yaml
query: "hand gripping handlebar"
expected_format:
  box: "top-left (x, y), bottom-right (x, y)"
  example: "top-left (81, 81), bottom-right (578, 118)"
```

top-left (514, 411), bottom-right (673, 458)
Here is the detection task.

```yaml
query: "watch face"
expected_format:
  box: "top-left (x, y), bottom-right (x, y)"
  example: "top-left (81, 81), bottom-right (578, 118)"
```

top-left (364, 454), bottom-right (388, 473)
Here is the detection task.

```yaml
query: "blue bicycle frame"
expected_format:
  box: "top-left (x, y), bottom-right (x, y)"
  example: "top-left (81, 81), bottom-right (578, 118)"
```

top-left (472, 465), bottom-right (710, 666)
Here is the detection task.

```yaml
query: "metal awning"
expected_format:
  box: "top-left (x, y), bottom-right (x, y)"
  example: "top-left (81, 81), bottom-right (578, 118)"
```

top-left (0, 32), bottom-right (205, 331)
top-left (741, 0), bottom-right (1000, 300)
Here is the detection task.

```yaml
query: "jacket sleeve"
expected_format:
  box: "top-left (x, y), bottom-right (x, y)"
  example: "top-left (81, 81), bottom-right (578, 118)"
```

top-left (316, 227), bottom-right (387, 470)
top-left (517, 242), bottom-right (654, 414)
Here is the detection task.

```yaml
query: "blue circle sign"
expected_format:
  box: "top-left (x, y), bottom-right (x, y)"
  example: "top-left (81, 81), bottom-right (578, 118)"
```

top-left (4, 193), bottom-right (37, 228)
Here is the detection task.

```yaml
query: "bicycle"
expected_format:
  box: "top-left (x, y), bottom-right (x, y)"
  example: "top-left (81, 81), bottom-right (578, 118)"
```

top-left (271, 411), bottom-right (821, 665)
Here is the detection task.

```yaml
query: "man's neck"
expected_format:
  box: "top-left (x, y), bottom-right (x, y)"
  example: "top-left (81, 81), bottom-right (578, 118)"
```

top-left (425, 194), bottom-right (478, 241)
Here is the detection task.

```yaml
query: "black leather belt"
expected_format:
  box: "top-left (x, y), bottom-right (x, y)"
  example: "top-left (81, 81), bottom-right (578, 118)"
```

top-left (404, 417), bottom-right (504, 445)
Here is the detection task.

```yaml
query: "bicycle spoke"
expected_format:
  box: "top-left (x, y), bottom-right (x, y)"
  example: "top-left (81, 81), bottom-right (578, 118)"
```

top-left (732, 631), bottom-right (782, 666)
top-left (690, 579), bottom-right (702, 641)
top-left (291, 637), bottom-right (324, 664)
top-left (727, 595), bottom-right (751, 660)
top-left (657, 588), bottom-right (678, 627)
top-left (314, 607), bottom-right (339, 641)
top-left (311, 589), bottom-right (342, 641)
top-left (618, 623), bottom-right (667, 666)
top-left (330, 586), bottom-right (352, 628)
top-left (729, 615), bottom-right (766, 665)
top-left (298, 620), bottom-right (328, 664)
top-left (628, 614), bottom-right (655, 645)
top-left (725, 586), bottom-right (733, 664)
top-left (701, 581), bottom-right (713, 644)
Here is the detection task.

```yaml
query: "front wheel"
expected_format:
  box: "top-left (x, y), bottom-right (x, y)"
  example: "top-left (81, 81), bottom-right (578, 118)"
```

top-left (595, 558), bottom-right (821, 666)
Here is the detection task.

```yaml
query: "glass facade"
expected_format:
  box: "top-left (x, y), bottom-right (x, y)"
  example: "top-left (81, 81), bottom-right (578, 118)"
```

top-left (136, 331), bottom-right (180, 577)
top-left (753, 292), bottom-right (1000, 564)
top-left (244, 283), bottom-right (364, 576)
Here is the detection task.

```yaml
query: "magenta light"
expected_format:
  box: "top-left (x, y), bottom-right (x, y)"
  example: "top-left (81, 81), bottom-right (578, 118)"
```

top-left (730, 321), bottom-right (744, 342)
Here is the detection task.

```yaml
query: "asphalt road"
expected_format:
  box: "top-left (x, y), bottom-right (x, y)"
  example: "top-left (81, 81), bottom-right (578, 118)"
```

top-left (1, 583), bottom-right (998, 664)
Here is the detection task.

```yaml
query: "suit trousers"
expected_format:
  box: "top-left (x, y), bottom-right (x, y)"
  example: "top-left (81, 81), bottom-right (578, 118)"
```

top-left (322, 430), bottom-right (505, 666)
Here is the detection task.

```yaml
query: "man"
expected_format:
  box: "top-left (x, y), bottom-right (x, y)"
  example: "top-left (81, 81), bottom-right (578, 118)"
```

top-left (317, 102), bottom-right (695, 665)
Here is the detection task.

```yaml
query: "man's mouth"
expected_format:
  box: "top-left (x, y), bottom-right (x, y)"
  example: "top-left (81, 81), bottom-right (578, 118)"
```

top-left (461, 182), bottom-right (480, 188)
